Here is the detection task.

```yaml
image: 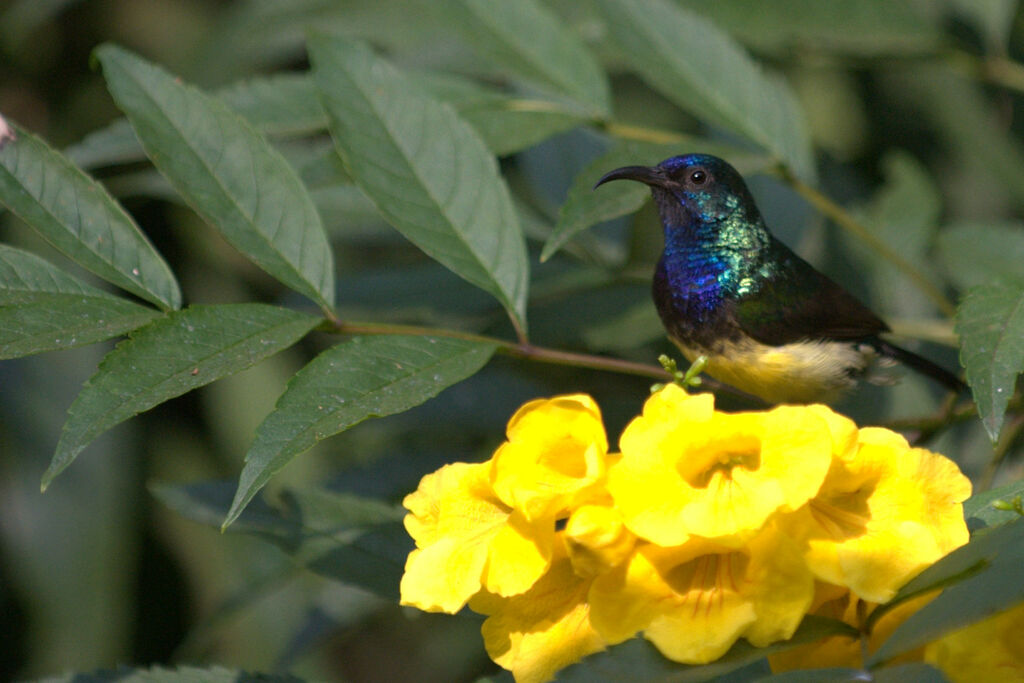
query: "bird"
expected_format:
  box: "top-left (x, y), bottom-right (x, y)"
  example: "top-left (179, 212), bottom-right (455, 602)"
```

top-left (594, 153), bottom-right (966, 404)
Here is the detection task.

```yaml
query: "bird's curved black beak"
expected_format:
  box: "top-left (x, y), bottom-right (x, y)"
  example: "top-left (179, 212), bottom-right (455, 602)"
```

top-left (594, 165), bottom-right (667, 190)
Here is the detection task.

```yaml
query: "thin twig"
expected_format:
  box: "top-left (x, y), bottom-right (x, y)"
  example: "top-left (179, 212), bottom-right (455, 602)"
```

top-left (777, 166), bottom-right (956, 317)
top-left (947, 49), bottom-right (1024, 95)
top-left (979, 413), bottom-right (1024, 491)
top-left (324, 319), bottom-right (671, 380)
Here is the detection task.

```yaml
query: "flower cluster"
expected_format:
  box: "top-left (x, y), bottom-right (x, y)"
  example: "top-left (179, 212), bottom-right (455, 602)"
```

top-left (399, 386), bottom-right (972, 682)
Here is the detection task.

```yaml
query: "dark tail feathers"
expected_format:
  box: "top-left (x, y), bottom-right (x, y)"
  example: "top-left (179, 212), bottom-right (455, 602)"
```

top-left (874, 339), bottom-right (967, 394)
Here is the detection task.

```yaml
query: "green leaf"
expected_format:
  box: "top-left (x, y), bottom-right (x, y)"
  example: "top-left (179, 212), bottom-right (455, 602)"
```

top-left (417, 70), bottom-right (587, 155)
top-left (869, 517), bottom-right (1024, 666)
top-left (66, 75), bottom-right (330, 170)
top-left (543, 142), bottom-right (677, 262)
top-left (937, 222), bottom-right (1024, 292)
top-left (542, 141), bottom-right (770, 261)
top-left (870, 663), bottom-right (949, 683)
top-left (225, 334), bottom-right (497, 528)
top-left (43, 304), bottom-right (320, 489)
top-left (155, 480), bottom-right (403, 535)
top-left (679, 0), bottom-right (939, 56)
top-left (308, 34), bottom-right (529, 332)
top-left (40, 664), bottom-right (305, 683)
top-left (96, 44), bottom-right (335, 310)
top-left (155, 480), bottom-right (410, 599)
top-left (595, 0), bottom-right (814, 181)
top-left (0, 123), bottom-right (180, 310)
top-left (963, 478), bottom-right (1024, 530)
top-left (450, 96), bottom-right (585, 157)
top-left (0, 244), bottom-right (160, 358)
top-left (64, 118), bottom-right (143, 169)
top-left (558, 615), bottom-right (857, 682)
top-left (68, 70), bottom-right (584, 170)
top-left (439, 0), bottom-right (610, 116)
top-left (955, 281), bottom-right (1024, 441)
top-left (217, 72), bottom-right (328, 136)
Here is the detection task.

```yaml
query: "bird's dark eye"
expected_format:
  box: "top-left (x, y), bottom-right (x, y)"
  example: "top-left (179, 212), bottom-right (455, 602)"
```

top-left (688, 169), bottom-right (708, 186)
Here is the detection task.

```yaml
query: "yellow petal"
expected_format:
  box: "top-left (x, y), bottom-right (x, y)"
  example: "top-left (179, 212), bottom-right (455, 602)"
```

top-left (590, 529), bottom-right (812, 665)
top-left (400, 461), bottom-right (552, 611)
top-left (483, 510), bottom-right (554, 596)
top-left (564, 503), bottom-right (636, 578)
top-left (782, 432), bottom-right (971, 603)
top-left (588, 540), bottom-right (717, 646)
top-left (491, 394), bottom-right (608, 522)
top-left (805, 404), bottom-right (859, 461)
top-left (741, 526), bottom-right (816, 647)
top-left (925, 602), bottom-right (1024, 683)
top-left (400, 539), bottom-right (488, 613)
top-left (472, 550), bottom-right (607, 683)
top-left (611, 395), bottom-right (833, 544)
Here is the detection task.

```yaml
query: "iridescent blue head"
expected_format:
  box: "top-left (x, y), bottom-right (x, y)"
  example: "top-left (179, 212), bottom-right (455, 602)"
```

top-left (595, 154), bottom-right (774, 335)
top-left (594, 153), bottom-right (759, 230)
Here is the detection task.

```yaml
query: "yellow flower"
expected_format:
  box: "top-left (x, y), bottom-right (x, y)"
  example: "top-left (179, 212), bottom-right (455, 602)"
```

top-left (780, 428), bottom-right (971, 603)
top-left (563, 499), bottom-right (636, 578)
top-left (588, 526), bottom-right (814, 664)
top-left (470, 542), bottom-right (608, 683)
top-left (608, 386), bottom-right (836, 545)
top-left (490, 394), bottom-right (608, 522)
top-left (768, 583), bottom-right (934, 672)
top-left (400, 462), bottom-right (553, 613)
top-left (925, 602), bottom-right (1024, 682)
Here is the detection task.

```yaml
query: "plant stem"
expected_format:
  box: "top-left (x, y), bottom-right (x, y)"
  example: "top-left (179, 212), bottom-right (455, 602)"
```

top-left (979, 413), bottom-right (1024, 491)
top-left (883, 395), bottom-right (978, 442)
top-left (324, 319), bottom-right (672, 381)
top-left (948, 49), bottom-right (1024, 95)
top-left (598, 120), bottom-right (689, 145)
top-left (778, 167), bottom-right (956, 317)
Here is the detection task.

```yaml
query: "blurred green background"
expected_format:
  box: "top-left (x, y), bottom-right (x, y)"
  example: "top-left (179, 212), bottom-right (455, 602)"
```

top-left (2, 0), bottom-right (1023, 680)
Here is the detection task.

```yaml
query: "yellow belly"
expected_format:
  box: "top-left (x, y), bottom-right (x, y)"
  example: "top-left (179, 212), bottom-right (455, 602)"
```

top-left (673, 337), bottom-right (875, 404)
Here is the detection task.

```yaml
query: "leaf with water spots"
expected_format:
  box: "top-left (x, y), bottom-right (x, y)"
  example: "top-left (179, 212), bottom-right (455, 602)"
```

top-left (956, 281), bottom-right (1024, 441)
top-left (43, 304), bottom-right (320, 489)
top-left (0, 122), bottom-right (180, 309)
top-left (96, 44), bottom-right (335, 309)
top-left (0, 243), bottom-right (160, 359)
top-left (224, 335), bottom-right (496, 528)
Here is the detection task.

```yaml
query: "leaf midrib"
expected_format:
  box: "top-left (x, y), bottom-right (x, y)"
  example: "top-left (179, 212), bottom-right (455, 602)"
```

top-left (254, 342), bottom-right (491, 456)
top-left (59, 310), bottom-right (314, 453)
top-left (0, 136), bottom-right (176, 309)
top-left (107, 50), bottom-right (327, 306)
top-left (463, 0), bottom-right (600, 111)
top-left (613, 0), bottom-right (790, 168)
top-left (328, 47), bottom-right (518, 307)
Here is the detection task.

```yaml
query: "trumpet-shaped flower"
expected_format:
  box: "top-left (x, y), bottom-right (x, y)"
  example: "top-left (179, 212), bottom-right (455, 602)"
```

top-left (398, 389), bottom-right (976, 681)
top-left (609, 386), bottom-right (835, 545)
top-left (588, 526), bottom-right (814, 664)
top-left (470, 543), bottom-right (608, 683)
top-left (780, 428), bottom-right (971, 603)
top-left (491, 394), bottom-right (608, 522)
top-left (400, 462), bottom-right (553, 613)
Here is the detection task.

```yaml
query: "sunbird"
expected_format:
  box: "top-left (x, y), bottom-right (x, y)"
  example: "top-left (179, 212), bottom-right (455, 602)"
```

top-left (595, 153), bottom-right (966, 404)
